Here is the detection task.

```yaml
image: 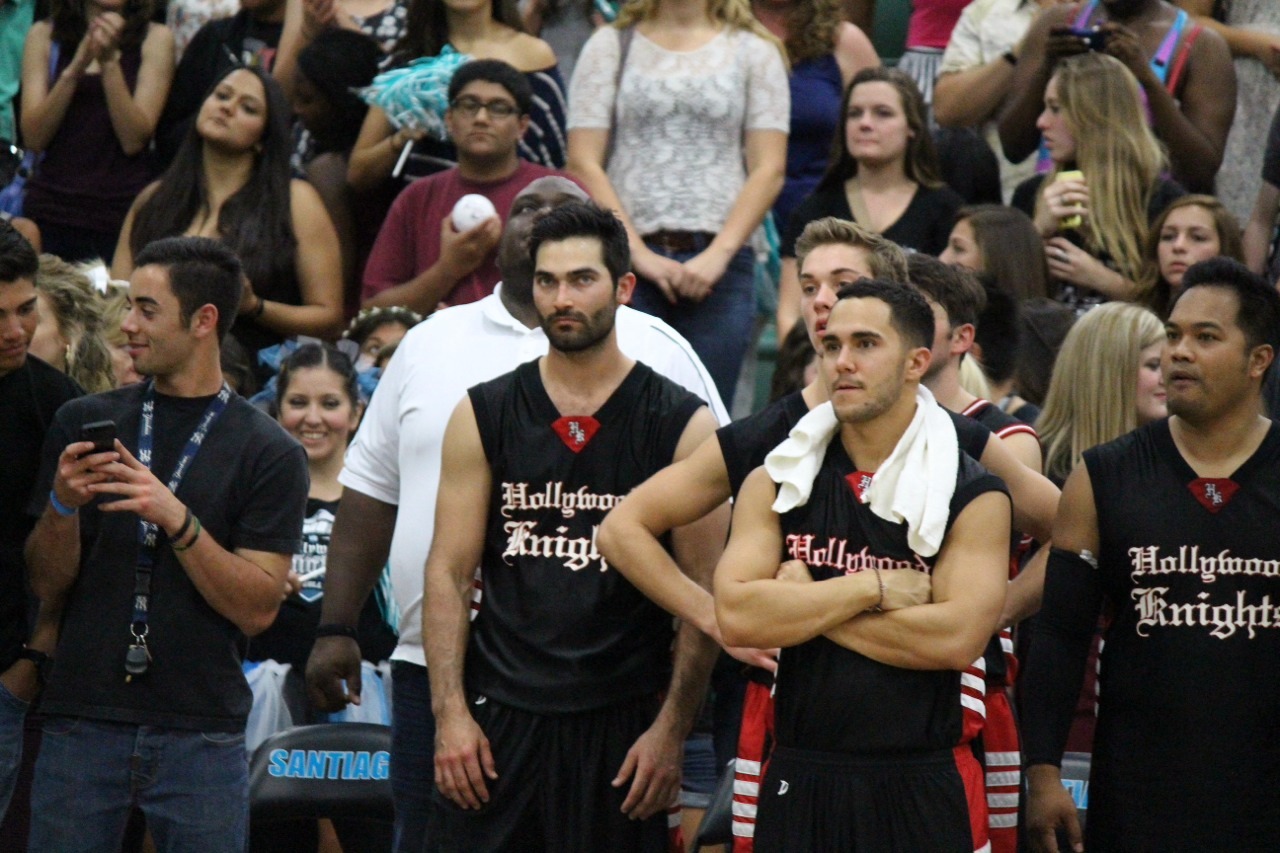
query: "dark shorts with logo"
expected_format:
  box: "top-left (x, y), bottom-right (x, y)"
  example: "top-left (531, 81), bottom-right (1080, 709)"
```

top-left (431, 692), bottom-right (671, 853)
top-left (754, 746), bottom-right (975, 853)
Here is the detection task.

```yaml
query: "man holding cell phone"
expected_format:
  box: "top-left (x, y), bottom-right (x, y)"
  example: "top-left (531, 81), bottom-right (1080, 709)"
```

top-left (23, 236), bottom-right (309, 851)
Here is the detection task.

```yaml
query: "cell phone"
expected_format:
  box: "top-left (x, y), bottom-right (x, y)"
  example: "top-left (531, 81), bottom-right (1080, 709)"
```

top-left (79, 420), bottom-right (117, 455)
top-left (1065, 26), bottom-right (1109, 52)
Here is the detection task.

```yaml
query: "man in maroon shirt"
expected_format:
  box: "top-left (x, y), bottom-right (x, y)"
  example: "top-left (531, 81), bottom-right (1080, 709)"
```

top-left (362, 59), bottom-right (577, 314)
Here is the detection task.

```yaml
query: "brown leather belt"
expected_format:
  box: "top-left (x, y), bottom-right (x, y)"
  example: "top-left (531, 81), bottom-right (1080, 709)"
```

top-left (644, 230), bottom-right (713, 254)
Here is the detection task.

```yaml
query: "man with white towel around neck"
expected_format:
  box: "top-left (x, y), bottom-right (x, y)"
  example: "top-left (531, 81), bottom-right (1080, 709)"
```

top-left (714, 279), bottom-right (1012, 853)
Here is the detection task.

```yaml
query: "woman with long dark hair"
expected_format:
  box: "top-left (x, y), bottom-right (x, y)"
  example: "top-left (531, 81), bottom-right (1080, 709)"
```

top-left (20, 0), bottom-right (174, 261)
top-left (777, 66), bottom-right (963, 338)
top-left (942, 204), bottom-right (1051, 302)
top-left (112, 66), bottom-right (343, 360)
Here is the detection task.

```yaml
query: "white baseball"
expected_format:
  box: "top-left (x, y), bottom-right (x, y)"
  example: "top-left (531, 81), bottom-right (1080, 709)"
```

top-left (451, 194), bottom-right (498, 232)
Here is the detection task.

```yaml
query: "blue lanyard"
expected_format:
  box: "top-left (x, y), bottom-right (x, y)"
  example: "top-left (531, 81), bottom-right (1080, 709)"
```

top-left (126, 381), bottom-right (232, 680)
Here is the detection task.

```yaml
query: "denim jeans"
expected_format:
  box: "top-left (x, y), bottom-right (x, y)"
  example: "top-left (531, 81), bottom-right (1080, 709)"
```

top-left (629, 240), bottom-right (757, 406)
top-left (0, 681), bottom-right (27, 820)
top-left (30, 717), bottom-right (248, 853)
top-left (390, 661), bottom-right (434, 853)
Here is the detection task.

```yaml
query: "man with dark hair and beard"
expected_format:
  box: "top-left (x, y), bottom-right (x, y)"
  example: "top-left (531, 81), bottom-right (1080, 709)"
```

top-left (304, 177), bottom-right (723, 853)
top-left (423, 201), bottom-right (721, 851)
top-left (1023, 257), bottom-right (1280, 851)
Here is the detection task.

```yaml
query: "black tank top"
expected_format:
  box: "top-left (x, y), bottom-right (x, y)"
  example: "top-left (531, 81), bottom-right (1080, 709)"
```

top-left (1081, 419), bottom-right (1280, 846)
top-left (773, 441), bottom-right (1005, 754)
top-left (466, 359), bottom-right (702, 714)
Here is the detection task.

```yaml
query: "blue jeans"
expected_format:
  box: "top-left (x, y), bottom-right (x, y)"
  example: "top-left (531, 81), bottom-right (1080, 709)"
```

top-left (30, 717), bottom-right (248, 853)
top-left (0, 681), bottom-right (28, 820)
top-left (629, 240), bottom-right (757, 406)
top-left (390, 661), bottom-right (434, 853)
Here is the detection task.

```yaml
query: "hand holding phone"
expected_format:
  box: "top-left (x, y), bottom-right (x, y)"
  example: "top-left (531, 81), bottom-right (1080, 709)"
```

top-left (79, 420), bottom-right (117, 457)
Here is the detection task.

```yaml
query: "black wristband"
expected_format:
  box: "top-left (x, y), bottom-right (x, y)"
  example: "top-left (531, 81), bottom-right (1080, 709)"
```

top-left (168, 507), bottom-right (193, 544)
top-left (19, 648), bottom-right (52, 686)
top-left (249, 297), bottom-right (266, 320)
top-left (315, 623), bottom-right (358, 640)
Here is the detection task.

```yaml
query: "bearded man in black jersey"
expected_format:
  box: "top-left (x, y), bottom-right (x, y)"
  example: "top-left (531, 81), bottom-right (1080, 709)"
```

top-left (1024, 258), bottom-right (1280, 852)
top-left (423, 201), bottom-right (722, 852)
top-left (715, 281), bottom-right (1012, 852)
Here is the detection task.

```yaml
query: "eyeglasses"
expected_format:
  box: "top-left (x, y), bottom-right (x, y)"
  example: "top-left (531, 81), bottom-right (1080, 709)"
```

top-left (450, 98), bottom-right (520, 119)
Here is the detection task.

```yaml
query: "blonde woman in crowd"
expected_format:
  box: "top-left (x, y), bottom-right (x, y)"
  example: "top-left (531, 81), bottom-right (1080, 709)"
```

top-left (29, 254), bottom-right (114, 393)
top-left (99, 282), bottom-right (141, 387)
top-left (1037, 301), bottom-right (1167, 485)
top-left (1011, 53), bottom-right (1184, 311)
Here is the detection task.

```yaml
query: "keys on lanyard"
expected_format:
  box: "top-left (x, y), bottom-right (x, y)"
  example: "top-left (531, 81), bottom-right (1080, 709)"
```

top-left (125, 632), bottom-right (151, 682)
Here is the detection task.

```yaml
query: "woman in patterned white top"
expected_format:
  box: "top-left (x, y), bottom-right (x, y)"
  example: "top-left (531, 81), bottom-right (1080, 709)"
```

top-left (566, 0), bottom-right (789, 404)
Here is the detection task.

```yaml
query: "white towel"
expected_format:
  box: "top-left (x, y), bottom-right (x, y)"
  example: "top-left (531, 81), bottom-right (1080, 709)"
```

top-left (764, 386), bottom-right (960, 557)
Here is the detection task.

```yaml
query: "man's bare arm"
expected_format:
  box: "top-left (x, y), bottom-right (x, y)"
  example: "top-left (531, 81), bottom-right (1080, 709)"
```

top-left (715, 467), bottom-right (885, 649)
top-left (978, 433), bottom-right (1059, 542)
top-left (598, 423), bottom-right (732, 635)
top-left (424, 398), bottom-right (495, 810)
top-left (614, 618), bottom-right (719, 820)
top-left (820, 490), bottom-right (1011, 670)
top-left (306, 488), bottom-right (398, 710)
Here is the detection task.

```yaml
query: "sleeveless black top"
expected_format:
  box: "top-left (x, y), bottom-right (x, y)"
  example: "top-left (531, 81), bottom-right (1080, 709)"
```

top-left (466, 359), bottom-right (702, 714)
top-left (1079, 420), bottom-right (1280, 847)
top-left (773, 442), bottom-right (1005, 754)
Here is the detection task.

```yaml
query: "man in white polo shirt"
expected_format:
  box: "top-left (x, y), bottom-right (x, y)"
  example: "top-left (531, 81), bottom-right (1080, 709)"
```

top-left (304, 176), bottom-right (727, 853)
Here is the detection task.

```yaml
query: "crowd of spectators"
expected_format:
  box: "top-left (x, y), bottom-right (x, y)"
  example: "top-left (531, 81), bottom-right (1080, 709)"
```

top-left (2, 0), bottom-right (1279, 849)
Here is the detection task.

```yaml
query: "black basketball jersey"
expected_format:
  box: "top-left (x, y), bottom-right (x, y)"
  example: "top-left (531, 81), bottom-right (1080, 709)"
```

top-left (962, 397), bottom-right (1040, 444)
top-left (718, 392), bottom-right (991, 499)
top-left (466, 360), bottom-right (703, 714)
top-left (772, 440), bottom-right (1006, 755)
top-left (1079, 420), bottom-right (1280, 847)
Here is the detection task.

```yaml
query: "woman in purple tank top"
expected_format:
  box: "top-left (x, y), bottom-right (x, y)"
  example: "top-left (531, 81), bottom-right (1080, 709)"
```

top-left (19, 0), bottom-right (174, 262)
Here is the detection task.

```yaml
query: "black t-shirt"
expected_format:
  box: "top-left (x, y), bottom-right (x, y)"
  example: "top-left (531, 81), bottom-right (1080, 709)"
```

top-left (466, 360), bottom-right (702, 714)
top-left (781, 182), bottom-right (965, 259)
top-left (1025, 419), bottom-right (1280, 847)
top-left (0, 357), bottom-right (80, 670)
top-left (31, 384), bottom-right (309, 732)
top-left (773, 442), bottom-right (1006, 754)
top-left (247, 497), bottom-right (397, 670)
top-left (156, 11), bottom-right (283, 168)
